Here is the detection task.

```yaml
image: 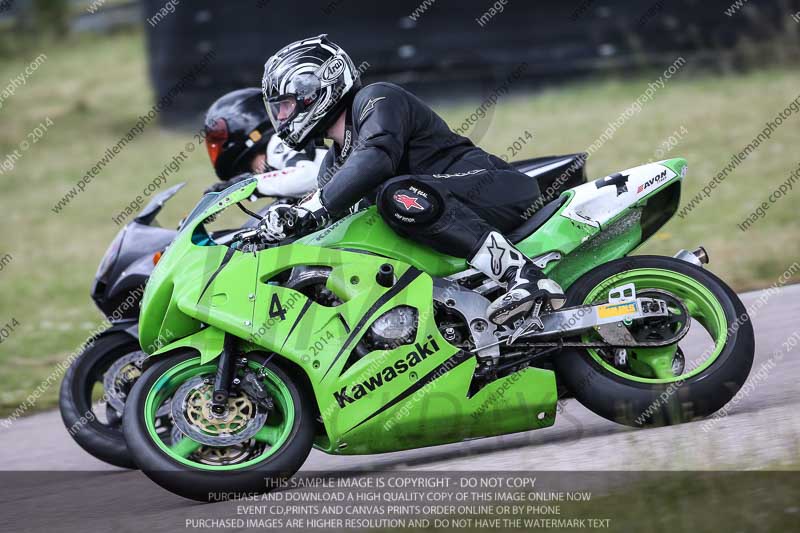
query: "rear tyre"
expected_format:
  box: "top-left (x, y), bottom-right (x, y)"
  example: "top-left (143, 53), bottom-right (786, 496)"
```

top-left (123, 350), bottom-right (314, 502)
top-left (553, 256), bottom-right (754, 427)
top-left (59, 331), bottom-right (141, 469)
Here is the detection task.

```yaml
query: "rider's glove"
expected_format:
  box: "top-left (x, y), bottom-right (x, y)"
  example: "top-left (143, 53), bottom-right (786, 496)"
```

top-left (259, 205), bottom-right (290, 242)
top-left (258, 190), bottom-right (330, 243)
top-left (204, 173), bottom-right (254, 195)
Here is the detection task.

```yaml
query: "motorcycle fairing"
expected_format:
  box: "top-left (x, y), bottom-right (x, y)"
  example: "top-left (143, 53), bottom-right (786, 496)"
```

top-left (560, 160), bottom-right (685, 229)
top-left (144, 237), bottom-right (558, 453)
top-left (139, 159), bottom-right (686, 454)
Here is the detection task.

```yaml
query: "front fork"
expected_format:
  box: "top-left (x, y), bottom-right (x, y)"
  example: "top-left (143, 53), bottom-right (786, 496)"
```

top-left (210, 335), bottom-right (240, 415)
top-left (144, 327), bottom-right (273, 412)
top-left (210, 334), bottom-right (275, 414)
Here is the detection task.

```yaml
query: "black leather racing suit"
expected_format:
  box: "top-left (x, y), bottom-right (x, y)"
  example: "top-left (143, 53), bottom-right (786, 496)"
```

top-left (317, 82), bottom-right (541, 258)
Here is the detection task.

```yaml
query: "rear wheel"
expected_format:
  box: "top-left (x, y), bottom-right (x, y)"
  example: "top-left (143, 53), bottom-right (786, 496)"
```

top-left (553, 256), bottom-right (754, 427)
top-left (123, 350), bottom-right (314, 501)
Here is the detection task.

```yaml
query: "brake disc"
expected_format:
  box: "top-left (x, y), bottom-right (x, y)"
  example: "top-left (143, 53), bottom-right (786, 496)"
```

top-left (171, 430), bottom-right (262, 465)
top-left (103, 351), bottom-right (146, 415)
top-left (169, 424), bottom-right (262, 465)
top-left (104, 351), bottom-right (171, 418)
top-left (171, 376), bottom-right (267, 447)
top-left (194, 442), bottom-right (260, 465)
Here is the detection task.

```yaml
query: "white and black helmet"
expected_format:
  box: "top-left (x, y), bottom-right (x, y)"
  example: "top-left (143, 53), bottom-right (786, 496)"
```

top-left (262, 35), bottom-right (362, 150)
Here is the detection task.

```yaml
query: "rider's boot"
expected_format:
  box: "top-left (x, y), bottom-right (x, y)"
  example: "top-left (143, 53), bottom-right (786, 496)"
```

top-left (469, 231), bottom-right (566, 325)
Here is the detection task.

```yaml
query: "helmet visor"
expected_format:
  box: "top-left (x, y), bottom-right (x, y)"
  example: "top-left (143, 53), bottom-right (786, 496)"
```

top-left (204, 118), bottom-right (229, 166)
top-left (265, 94), bottom-right (299, 133)
top-left (263, 72), bottom-right (321, 135)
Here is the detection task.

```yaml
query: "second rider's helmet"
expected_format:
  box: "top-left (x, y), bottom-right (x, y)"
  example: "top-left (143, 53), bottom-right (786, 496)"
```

top-left (204, 88), bottom-right (274, 180)
top-left (262, 34), bottom-right (362, 150)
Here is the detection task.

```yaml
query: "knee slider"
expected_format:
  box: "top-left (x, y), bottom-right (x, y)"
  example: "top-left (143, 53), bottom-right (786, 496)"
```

top-left (378, 177), bottom-right (444, 226)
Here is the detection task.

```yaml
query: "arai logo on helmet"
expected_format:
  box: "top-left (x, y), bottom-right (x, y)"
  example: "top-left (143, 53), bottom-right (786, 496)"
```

top-left (320, 56), bottom-right (345, 83)
top-left (637, 169), bottom-right (669, 194)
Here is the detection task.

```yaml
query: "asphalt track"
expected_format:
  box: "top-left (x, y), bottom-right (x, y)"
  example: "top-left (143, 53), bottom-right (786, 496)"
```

top-left (1, 284), bottom-right (798, 532)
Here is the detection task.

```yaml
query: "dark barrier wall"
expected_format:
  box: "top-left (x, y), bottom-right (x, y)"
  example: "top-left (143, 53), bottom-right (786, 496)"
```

top-left (143, 0), bottom-right (789, 125)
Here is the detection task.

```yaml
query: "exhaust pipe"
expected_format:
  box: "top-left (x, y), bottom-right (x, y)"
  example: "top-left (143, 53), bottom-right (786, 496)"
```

top-left (674, 246), bottom-right (709, 267)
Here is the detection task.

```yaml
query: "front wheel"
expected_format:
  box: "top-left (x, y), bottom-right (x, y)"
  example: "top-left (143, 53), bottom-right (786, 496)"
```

top-left (553, 256), bottom-right (754, 427)
top-left (59, 331), bottom-right (142, 469)
top-left (122, 350), bottom-right (314, 501)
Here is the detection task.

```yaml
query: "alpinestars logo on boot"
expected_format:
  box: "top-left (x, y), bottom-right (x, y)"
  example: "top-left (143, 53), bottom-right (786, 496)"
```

top-left (394, 193), bottom-right (424, 211)
top-left (333, 336), bottom-right (440, 408)
top-left (487, 235), bottom-right (506, 276)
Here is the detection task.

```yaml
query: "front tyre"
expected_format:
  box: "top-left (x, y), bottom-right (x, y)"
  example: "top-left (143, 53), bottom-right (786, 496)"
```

top-left (553, 256), bottom-right (755, 427)
top-left (123, 351), bottom-right (314, 501)
top-left (59, 331), bottom-right (141, 469)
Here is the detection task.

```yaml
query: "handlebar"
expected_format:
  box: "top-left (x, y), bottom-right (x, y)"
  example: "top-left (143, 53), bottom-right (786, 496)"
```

top-left (229, 227), bottom-right (266, 249)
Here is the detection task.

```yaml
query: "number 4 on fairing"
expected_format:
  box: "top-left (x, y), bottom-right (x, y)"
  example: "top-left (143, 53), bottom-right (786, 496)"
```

top-left (269, 293), bottom-right (286, 320)
top-left (123, 160), bottom-right (754, 501)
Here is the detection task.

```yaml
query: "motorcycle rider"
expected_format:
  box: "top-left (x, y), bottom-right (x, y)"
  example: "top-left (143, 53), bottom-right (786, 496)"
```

top-left (202, 87), bottom-right (326, 198)
top-left (260, 36), bottom-right (565, 325)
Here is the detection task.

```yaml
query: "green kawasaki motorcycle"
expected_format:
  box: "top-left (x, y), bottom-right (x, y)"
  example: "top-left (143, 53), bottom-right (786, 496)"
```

top-left (123, 158), bottom-right (754, 501)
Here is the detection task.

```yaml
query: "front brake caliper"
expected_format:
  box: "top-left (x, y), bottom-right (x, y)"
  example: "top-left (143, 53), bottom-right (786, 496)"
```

top-left (240, 369), bottom-right (274, 412)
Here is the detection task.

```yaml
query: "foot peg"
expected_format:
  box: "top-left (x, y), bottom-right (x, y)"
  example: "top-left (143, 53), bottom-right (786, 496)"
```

top-left (508, 300), bottom-right (544, 345)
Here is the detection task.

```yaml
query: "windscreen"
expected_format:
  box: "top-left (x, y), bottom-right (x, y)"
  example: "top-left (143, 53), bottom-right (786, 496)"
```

top-left (176, 178), bottom-right (260, 235)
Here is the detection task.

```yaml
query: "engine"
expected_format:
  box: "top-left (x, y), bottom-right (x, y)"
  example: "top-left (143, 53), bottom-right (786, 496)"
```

top-left (366, 306), bottom-right (418, 349)
top-left (283, 267), bottom-right (474, 357)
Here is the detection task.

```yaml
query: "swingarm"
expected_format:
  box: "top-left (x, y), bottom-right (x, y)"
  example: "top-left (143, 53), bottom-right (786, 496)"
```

top-left (474, 284), bottom-right (689, 355)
